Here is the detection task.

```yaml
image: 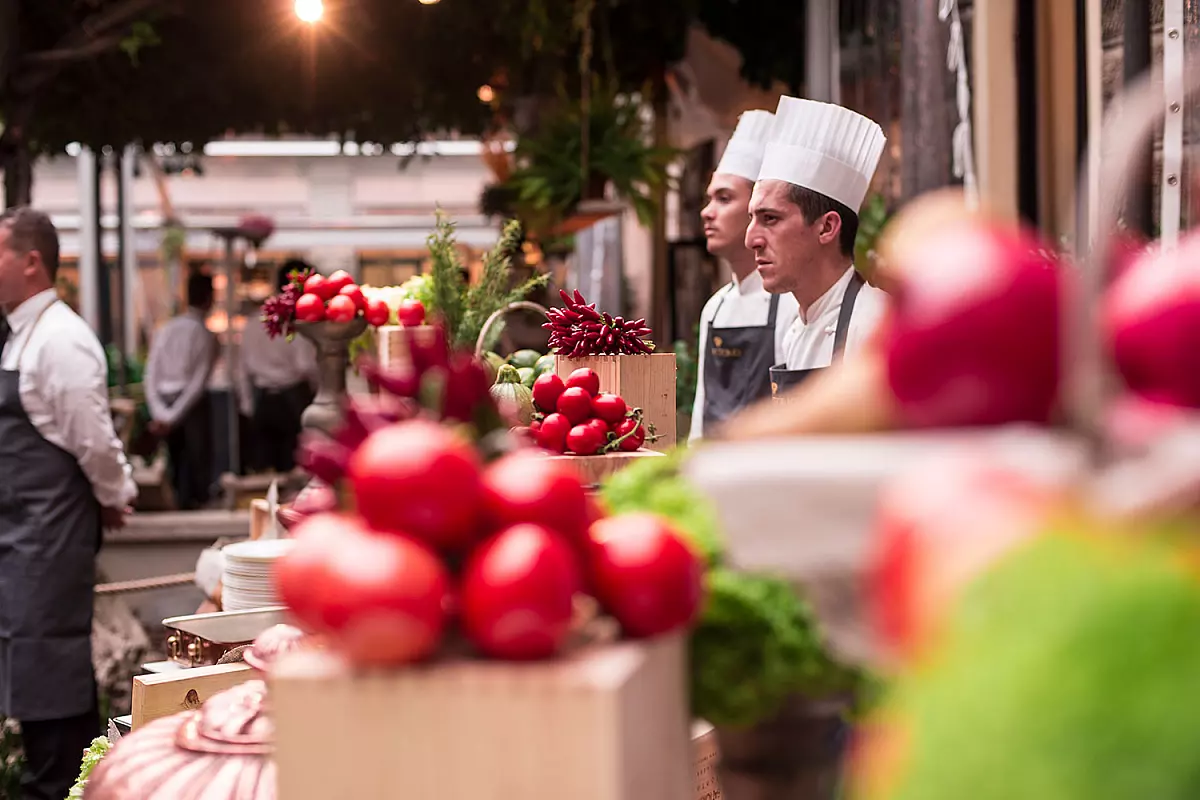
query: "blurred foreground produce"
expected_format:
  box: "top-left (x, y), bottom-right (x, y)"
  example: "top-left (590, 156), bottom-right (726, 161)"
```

top-left (854, 530), bottom-right (1200, 800)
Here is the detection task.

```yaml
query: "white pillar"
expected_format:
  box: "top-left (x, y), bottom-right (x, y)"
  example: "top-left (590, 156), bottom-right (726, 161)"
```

top-left (76, 147), bottom-right (100, 332)
top-left (120, 145), bottom-right (139, 357)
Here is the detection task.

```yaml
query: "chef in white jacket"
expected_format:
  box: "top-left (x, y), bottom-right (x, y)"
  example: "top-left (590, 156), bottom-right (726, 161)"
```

top-left (746, 97), bottom-right (890, 396)
top-left (689, 110), bottom-right (799, 441)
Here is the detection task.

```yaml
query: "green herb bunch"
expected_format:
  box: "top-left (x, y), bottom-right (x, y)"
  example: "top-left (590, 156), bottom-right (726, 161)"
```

top-left (426, 212), bottom-right (548, 351)
top-left (68, 736), bottom-right (111, 798)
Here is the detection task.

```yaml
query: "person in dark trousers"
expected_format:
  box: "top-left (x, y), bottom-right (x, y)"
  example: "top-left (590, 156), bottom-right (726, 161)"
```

top-left (238, 262), bottom-right (317, 473)
top-left (0, 207), bottom-right (137, 800)
top-left (145, 273), bottom-right (218, 510)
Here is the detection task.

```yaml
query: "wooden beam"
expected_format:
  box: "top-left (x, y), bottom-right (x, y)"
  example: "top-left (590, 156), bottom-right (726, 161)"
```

top-left (1036, 0), bottom-right (1079, 243)
top-left (971, 0), bottom-right (1020, 222)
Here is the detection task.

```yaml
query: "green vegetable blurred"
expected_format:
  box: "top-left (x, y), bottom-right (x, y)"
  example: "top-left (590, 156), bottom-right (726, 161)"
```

top-left (692, 570), bottom-right (861, 728)
top-left (68, 736), bottom-right (110, 799)
top-left (673, 337), bottom-right (698, 415)
top-left (599, 446), bottom-right (723, 566)
top-left (870, 532), bottom-right (1200, 800)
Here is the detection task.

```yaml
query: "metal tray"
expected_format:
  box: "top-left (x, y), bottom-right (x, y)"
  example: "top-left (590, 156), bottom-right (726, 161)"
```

top-left (162, 607), bottom-right (290, 667)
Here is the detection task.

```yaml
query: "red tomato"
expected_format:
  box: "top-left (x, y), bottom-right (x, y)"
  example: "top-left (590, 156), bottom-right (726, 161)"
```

top-left (304, 274), bottom-right (335, 301)
top-left (481, 451), bottom-right (591, 545)
top-left (274, 512), bottom-right (346, 630)
top-left (330, 530), bottom-right (450, 666)
top-left (295, 292), bottom-right (326, 323)
top-left (339, 284), bottom-right (367, 312)
top-left (532, 373), bottom-right (566, 414)
top-left (536, 413), bottom-right (571, 452)
top-left (565, 368), bottom-right (601, 396)
top-left (612, 417), bottom-right (645, 452)
top-left (556, 387), bottom-right (593, 424)
top-left (585, 417), bottom-right (611, 442)
top-left (460, 523), bottom-right (582, 660)
top-left (567, 423), bottom-right (604, 455)
top-left (529, 419), bottom-right (543, 435)
top-left (326, 269), bottom-right (355, 295)
top-left (591, 393), bottom-right (627, 424)
top-left (587, 513), bottom-right (704, 638)
top-left (364, 298), bottom-right (391, 327)
top-left (325, 295), bottom-right (358, 323)
top-left (348, 420), bottom-right (485, 551)
top-left (396, 299), bottom-right (426, 327)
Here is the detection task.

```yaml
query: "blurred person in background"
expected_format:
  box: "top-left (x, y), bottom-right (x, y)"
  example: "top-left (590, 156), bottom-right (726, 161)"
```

top-left (0, 207), bottom-right (136, 800)
top-left (691, 109), bottom-right (799, 441)
top-left (145, 272), bottom-right (218, 510)
top-left (747, 97), bottom-right (891, 396)
top-left (239, 261), bottom-right (318, 473)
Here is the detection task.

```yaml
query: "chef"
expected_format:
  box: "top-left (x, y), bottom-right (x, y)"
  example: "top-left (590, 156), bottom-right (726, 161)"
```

top-left (747, 96), bottom-right (890, 395)
top-left (0, 208), bottom-right (136, 800)
top-left (689, 110), bottom-right (800, 440)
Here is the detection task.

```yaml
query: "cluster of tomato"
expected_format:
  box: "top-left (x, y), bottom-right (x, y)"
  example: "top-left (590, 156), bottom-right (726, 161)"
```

top-left (530, 368), bottom-right (647, 455)
top-left (293, 269), bottom-right (426, 329)
top-left (275, 420), bottom-right (703, 666)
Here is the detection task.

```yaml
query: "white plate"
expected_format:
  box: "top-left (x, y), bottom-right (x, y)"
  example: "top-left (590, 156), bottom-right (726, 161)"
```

top-left (223, 539), bottom-right (294, 562)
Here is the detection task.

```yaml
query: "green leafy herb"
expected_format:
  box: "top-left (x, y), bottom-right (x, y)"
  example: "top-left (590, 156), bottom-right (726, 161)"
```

top-left (68, 736), bottom-right (111, 799)
top-left (427, 211), bottom-right (469, 344)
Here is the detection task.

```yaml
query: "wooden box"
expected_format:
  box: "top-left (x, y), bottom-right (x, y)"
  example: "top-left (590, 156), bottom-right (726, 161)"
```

top-left (271, 635), bottom-right (692, 800)
top-left (555, 354), bottom-right (677, 451)
top-left (131, 663), bottom-right (256, 729)
top-left (377, 324), bottom-right (439, 372)
top-left (544, 448), bottom-right (666, 486)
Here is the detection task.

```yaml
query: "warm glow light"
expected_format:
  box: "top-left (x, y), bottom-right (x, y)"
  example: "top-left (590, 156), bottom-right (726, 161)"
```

top-left (295, 0), bottom-right (324, 23)
top-left (418, 0), bottom-right (441, 4)
top-left (477, 85), bottom-right (495, 104)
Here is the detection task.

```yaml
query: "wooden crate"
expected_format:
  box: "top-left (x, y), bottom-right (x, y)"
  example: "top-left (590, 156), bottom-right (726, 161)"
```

top-left (131, 663), bottom-right (256, 729)
top-left (555, 354), bottom-right (677, 451)
top-left (377, 324), bottom-right (439, 372)
top-left (271, 635), bottom-right (692, 800)
top-left (544, 448), bottom-right (666, 485)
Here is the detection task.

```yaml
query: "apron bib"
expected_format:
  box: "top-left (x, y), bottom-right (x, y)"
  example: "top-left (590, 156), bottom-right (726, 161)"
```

top-left (0, 302), bottom-right (100, 721)
top-left (770, 272), bottom-right (865, 401)
top-left (702, 288), bottom-right (781, 428)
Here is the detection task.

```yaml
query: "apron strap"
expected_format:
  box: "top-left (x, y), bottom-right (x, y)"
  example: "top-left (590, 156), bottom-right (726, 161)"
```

top-left (832, 272), bottom-right (866, 363)
top-left (709, 282), bottom-right (735, 321)
top-left (765, 291), bottom-right (781, 327)
top-left (6, 300), bottom-right (58, 366)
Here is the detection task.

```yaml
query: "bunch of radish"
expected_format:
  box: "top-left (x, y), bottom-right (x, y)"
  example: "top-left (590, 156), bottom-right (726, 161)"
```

top-left (528, 367), bottom-right (654, 455)
top-left (293, 269), bottom-right (404, 328)
top-left (275, 425), bottom-right (703, 667)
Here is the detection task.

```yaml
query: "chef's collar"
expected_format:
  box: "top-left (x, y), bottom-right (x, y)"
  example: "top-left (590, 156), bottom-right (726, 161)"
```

top-left (5, 288), bottom-right (57, 336)
top-left (798, 266), bottom-right (855, 325)
top-left (731, 269), bottom-right (764, 296)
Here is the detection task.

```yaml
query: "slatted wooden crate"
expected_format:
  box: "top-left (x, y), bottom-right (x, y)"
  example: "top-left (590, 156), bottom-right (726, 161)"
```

top-left (555, 354), bottom-right (677, 451)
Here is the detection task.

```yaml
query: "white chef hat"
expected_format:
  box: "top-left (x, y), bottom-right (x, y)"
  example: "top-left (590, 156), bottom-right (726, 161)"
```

top-left (713, 110), bottom-right (776, 182)
top-left (758, 96), bottom-right (887, 212)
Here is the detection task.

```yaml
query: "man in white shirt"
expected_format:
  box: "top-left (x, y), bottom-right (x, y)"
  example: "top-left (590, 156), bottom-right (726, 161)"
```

top-left (238, 262), bottom-right (318, 473)
top-left (747, 97), bottom-right (891, 396)
top-left (0, 207), bottom-right (136, 800)
top-left (689, 110), bottom-right (800, 441)
top-left (145, 273), bottom-right (218, 510)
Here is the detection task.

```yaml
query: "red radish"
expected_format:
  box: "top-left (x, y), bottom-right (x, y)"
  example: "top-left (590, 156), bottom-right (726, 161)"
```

top-left (556, 387), bottom-right (593, 424)
top-left (567, 423), bottom-right (605, 455)
top-left (532, 373), bottom-right (567, 413)
top-left (460, 523), bottom-right (581, 660)
top-left (612, 417), bottom-right (645, 452)
top-left (326, 269), bottom-right (355, 295)
top-left (1104, 230), bottom-right (1200, 409)
top-left (587, 513), bottom-right (704, 638)
top-left (339, 284), bottom-right (367, 312)
top-left (397, 299), bottom-right (426, 327)
top-left (295, 293), bottom-right (326, 323)
top-left (348, 420), bottom-right (484, 551)
top-left (591, 393), bottom-right (627, 424)
top-left (364, 298), bottom-right (391, 327)
top-left (304, 273), bottom-right (335, 301)
top-left (868, 448), bottom-right (1064, 661)
top-left (326, 294), bottom-right (358, 323)
top-left (882, 222), bottom-right (1064, 428)
top-left (565, 368), bottom-right (601, 397)
top-left (536, 413), bottom-right (571, 452)
top-left (481, 451), bottom-right (591, 544)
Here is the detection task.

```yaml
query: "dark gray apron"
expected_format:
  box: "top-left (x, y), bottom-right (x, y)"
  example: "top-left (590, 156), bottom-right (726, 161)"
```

top-left (770, 272), bottom-right (866, 399)
top-left (702, 286), bottom-right (781, 428)
top-left (0, 302), bottom-right (100, 721)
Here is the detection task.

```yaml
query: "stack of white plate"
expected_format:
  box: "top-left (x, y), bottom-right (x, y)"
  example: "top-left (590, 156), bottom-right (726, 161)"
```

top-left (221, 539), bottom-right (295, 612)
